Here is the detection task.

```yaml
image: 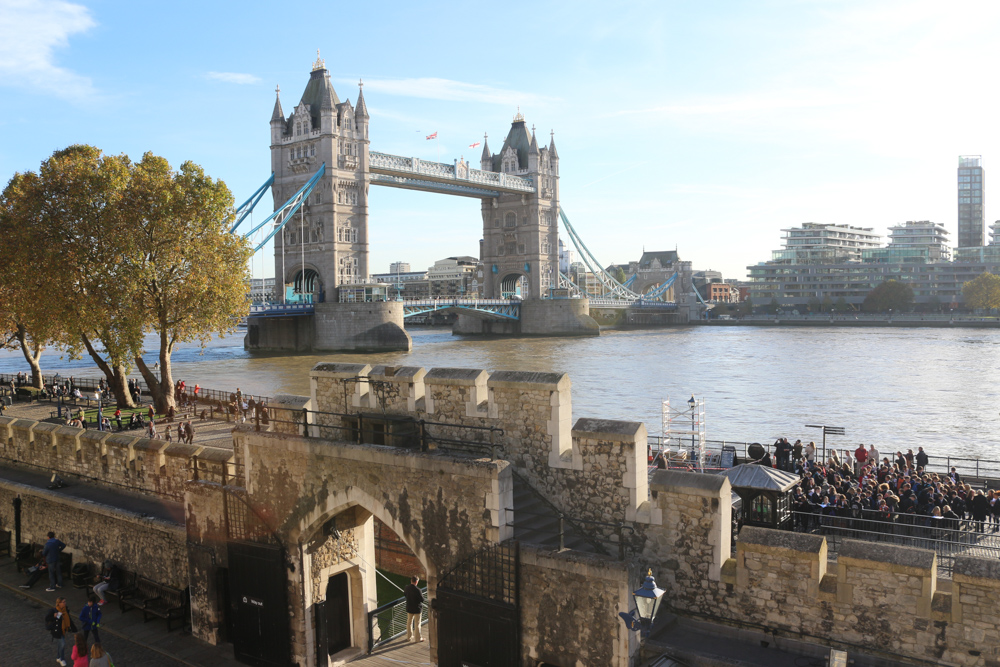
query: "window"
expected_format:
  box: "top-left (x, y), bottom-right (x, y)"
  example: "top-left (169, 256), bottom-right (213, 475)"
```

top-left (505, 242), bottom-right (516, 255)
top-left (493, 218), bottom-right (499, 228)
top-left (517, 243), bottom-right (525, 254)
top-left (310, 145), bottom-right (316, 157)
top-left (504, 212), bottom-right (516, 228)
top-left (748, 495), bottom-right (772, 524)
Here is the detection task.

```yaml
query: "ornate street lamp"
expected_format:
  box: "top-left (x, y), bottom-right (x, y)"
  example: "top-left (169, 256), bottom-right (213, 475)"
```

top-left (618, 569), bottom-right (666, 637)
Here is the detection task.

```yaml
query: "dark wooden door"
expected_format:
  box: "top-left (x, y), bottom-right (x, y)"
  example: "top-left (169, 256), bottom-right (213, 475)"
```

top-left (227, 542), bottom-right (291, 667)
top-left (326, 573), bottom-right (351, 655)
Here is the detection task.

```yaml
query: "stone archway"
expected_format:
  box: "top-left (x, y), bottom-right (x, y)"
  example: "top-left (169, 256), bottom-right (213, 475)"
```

top-left (223, 428), bottom-right (511, 667)
top-left (296, 488), bottom-right (431, 666)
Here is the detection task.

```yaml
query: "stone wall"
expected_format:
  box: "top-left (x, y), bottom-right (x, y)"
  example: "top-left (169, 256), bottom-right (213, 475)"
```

top-left (519, 546), bottom-right (635, 667)
top-left (647, 470), bottom-right (1000, 667)
top-left (0, 415), bottom-right (234, 501)
top-left (307, 363), bottom-right (649, 533)
top-left (0, 478), bottom-right (187, 587)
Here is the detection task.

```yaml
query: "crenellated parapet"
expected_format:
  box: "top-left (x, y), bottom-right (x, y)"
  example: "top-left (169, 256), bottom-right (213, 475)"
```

top-left (0, 415), bottom-right (233, 500)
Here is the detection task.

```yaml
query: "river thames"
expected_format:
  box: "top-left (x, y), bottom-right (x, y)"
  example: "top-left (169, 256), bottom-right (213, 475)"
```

top-left (3, 326), bottom-right (1000, 458)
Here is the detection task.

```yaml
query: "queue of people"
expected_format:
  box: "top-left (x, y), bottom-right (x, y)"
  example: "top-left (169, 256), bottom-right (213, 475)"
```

top-left (774, 439), bottom-right (1000, 536)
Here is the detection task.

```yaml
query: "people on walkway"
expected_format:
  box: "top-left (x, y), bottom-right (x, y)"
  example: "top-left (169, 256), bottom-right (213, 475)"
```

top-left (80, 594), bottom-right (102, 644)
top-left (88, 643), bottom-right (112, 667)
top-left (71, 632), bottom-right (89, 667)
top-left (44, 531), bottom-right (66, 591)
top-left (45, 597), bottom-right (74, 666)
top-left (404, 575), bottom-right (424, 643)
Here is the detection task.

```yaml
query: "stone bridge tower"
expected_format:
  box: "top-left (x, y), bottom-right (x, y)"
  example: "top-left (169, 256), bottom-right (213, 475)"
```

top-left (479, 112), bottom-right (560, 299)
top-left (270, 53), bottom-right (370, 303)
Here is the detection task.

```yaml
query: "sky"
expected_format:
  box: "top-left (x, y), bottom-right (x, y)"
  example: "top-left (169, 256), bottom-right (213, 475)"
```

top-left (2, 0), bottom-right (1000, 282)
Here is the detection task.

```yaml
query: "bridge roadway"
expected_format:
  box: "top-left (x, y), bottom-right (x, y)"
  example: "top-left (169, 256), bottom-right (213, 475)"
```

top-left (247, 297), bottom-right (679, 320)
top-left (369, 151), bottom-right (535, 199)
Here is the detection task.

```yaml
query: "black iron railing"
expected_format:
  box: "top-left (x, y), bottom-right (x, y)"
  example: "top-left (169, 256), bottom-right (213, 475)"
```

top-left (366, 587), bottom-right (427, 653)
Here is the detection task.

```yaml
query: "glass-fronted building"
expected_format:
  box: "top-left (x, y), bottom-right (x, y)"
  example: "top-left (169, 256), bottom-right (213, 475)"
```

top-left (958, 156), bottom-right (985, 248)
top-left (746, 221), bottom-right (1000, 308)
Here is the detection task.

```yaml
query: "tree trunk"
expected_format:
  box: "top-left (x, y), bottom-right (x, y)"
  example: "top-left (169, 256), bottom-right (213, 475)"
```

top-left (80, 333), bottom-right (135, 408)
top-left (15, 324), bottom-right (44, 389)
top-left (135, 329), bottom-right (175, 413)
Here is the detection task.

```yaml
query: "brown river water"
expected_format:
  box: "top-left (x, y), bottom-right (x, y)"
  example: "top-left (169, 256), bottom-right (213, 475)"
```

top-left (3, 325), bottom-right (1000, 458)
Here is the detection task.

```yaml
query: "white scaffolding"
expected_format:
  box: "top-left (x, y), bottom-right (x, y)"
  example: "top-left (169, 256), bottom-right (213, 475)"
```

top-left (661, 396), bottom-right (707, 470)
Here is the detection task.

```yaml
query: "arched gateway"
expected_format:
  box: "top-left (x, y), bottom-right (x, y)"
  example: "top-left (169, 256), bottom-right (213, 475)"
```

top-left (184, 390), bottom-right (512, 667)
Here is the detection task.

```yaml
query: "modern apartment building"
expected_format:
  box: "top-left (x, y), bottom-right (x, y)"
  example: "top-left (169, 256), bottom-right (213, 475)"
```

top-left (957, 156), bottom-right (985, 248)
top-left (769, 223), bottom-right (882, 264)
top-left (747, 221), bottom-right (1000, 308)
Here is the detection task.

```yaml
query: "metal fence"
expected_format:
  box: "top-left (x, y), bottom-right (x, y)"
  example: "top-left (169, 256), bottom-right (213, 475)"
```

top-left (790, 511), bottom-right (1000, 576)
top-left (647, 435), bottom-right (1000, 481)
top-left (366, 587), bottom-right (428, 653)
top-left (0, 373), bottom-right (273, 412)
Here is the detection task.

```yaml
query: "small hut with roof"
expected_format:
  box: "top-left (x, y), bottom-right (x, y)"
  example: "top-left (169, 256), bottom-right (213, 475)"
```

top-left (718, 464), bottom-right (799, 530)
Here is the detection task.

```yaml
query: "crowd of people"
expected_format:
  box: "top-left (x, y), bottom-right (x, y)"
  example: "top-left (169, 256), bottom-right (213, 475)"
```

top-left (768, 438), bottom-right (1000, 535)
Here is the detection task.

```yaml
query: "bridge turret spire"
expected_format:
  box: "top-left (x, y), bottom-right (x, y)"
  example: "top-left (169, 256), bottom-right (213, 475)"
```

top-left (529, 126), bottom-right (539, 155)
top-left (480, 133), bottom-right (491, 170)
top-left (549, 130), bottom-right (559, 160)
top-left (271, 85), bottom-right (284, 123)
top-left (355, 79), bottom-right (369, 118)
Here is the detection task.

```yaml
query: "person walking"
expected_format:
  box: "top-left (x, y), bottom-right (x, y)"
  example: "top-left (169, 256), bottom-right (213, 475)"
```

top-left (45, 597), bottom-right (75, 666)
top-left (79, 594), bottom-right (102, 644)
top-left (403, 575), bottom-right (424, 643)
top-left (88, 643), bottom-right (112, 667)
top-left (44, 531), bottom-right (66, 591)
top-left (70, 632), bottom-right (89, 667)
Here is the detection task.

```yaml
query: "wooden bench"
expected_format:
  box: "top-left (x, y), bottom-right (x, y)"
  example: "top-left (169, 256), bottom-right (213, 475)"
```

top-left (95, 568), bottom-right (137, 608)
top-left (120, 575), bottom-right (188, 631)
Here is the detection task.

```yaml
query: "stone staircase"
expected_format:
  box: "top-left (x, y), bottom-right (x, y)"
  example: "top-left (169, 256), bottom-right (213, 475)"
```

top-left (510, 472), bottom-right (602, 554)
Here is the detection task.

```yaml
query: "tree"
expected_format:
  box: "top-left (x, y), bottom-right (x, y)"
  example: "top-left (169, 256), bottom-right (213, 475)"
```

top-left (769, 298), bottom-right (780, 315)
top-left (614, 266), bottom-right (627, 284)
top-left (739, 297), bottom-right (753, 316)
top-left (0, 172), bottom-right (73, 388)
top-left (834, 297), bottom-right (850, 313)
top-left (31, 146), bottom-right (142, 406)
top-left (861, 280), bottom-right (914, 313)
top-left (807, 297), bottom-right (821, 313)
top-left (962, 272), bottom-right (1000, 310)
top-left (821, 296), bottom-right (833, 313)
top-left (123, 153), bottom-right (251, 411)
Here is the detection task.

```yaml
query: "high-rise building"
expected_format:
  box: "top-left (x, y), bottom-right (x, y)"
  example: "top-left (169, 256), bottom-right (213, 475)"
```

top-left (389, 262), bottom-right (410, 273)
top-left (769, 223), bottom-right (882, 264)
top-left (957, 156), bottom-right (985, 248)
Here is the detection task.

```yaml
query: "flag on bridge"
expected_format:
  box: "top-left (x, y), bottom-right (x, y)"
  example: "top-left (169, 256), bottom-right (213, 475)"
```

top-left (469, 141), bottom-right (480, 148)
top-left (426, 132), bottom-right (437, 140)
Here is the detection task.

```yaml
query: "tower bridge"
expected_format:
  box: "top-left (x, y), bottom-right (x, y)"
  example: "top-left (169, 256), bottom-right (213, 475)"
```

top-left (242, 55), bottom-right (699, 352)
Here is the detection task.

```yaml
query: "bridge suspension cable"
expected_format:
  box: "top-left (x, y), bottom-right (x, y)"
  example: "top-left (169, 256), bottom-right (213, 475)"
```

top-left (240, 163), bottom-right (326, 255)
top-left (229, 174), bottom-right (274, 234)
top-left (558, 207), bottom-right (647, 300)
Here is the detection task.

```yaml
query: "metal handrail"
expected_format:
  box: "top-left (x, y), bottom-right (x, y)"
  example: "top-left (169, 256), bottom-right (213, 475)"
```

top-left (366, 587), bottom-right (428, 653)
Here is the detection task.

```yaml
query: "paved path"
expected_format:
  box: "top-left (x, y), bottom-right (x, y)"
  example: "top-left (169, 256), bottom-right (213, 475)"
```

top-left (1, 400), bottom-right (238, 449)
top-left (348, 637), bottom-right (432, 666)
top-left (0, 557), bottom-right (242, 667)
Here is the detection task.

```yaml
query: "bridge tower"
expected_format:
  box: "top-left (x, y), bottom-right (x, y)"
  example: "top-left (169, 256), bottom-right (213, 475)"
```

top-left (270, 52), bottom-right (370, 303)
top-left (479, 112), bottom-right (560, 299)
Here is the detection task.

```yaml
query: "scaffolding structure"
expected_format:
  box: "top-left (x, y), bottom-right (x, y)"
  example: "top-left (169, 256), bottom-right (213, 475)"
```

top-left (661, 396), bottom-right (708, 470)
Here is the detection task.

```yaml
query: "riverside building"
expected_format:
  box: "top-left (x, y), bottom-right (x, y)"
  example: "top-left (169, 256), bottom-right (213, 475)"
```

top-left (747, 220), bottom-right (1000, 309)
top-left (957, 156), bottom-right (985, 248)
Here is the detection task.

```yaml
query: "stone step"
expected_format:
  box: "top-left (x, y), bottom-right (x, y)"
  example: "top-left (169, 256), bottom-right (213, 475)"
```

top-left (510, 474), bottom-right (597, 553)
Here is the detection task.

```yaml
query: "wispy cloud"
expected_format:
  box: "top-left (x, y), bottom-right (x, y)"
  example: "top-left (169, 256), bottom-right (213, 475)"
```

top-left (0, 0), bottom-right (96, 100)
top-left (342, 77), bottom-right (555, 106)
top-left (206, 71), bottom-right (261, 85)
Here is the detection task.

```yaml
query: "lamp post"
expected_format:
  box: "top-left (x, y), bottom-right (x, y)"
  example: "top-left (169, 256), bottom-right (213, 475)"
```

top-left (687, 395), bottom-right (696, 460)
top-left (618, 569), bottom-right (666, 637)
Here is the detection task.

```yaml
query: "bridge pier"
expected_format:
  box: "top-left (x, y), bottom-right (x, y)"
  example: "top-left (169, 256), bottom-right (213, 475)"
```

top-left (245, 301), bottom-right (411, 353)
top-left (453, 298), bottom-right (599, 338)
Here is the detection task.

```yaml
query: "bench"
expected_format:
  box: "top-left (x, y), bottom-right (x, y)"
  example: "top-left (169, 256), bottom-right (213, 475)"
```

top-left (120, 575), bottom-right (188, 631)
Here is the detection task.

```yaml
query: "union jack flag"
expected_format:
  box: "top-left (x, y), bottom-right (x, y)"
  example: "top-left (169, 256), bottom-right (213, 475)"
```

top-left (426, 132), bottom-right (437, 140)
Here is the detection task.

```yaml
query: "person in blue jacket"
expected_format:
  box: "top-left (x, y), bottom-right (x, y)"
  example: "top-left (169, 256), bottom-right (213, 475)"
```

top-left (79, 594), bottom-right (102, 643)
top-left (43, 531), bottom-right (67, 592)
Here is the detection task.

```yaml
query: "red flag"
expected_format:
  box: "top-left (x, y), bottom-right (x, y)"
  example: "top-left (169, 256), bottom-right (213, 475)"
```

top-left (469, 141), bottom-right (480, 148)
top-left (426, 132), bottom-right (437, 140)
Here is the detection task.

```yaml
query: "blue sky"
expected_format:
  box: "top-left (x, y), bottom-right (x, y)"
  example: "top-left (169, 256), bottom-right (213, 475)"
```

top-left (2, 0), bottom-right (1000, 281)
